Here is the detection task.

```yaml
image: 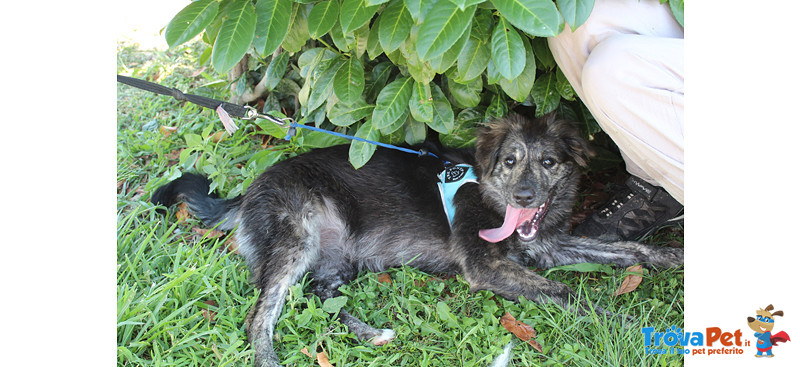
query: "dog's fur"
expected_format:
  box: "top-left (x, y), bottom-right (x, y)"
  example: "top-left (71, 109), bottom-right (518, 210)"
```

top-left (152, 114), bottom-right (683, 366)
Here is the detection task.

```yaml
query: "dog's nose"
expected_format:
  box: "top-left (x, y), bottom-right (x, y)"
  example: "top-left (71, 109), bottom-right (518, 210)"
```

top-left (513, 188), bottom-right (535, 207)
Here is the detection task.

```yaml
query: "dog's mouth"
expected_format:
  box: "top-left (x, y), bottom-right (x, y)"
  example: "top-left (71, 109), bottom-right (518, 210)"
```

top-left (479, 200), bottom-right (549, 243)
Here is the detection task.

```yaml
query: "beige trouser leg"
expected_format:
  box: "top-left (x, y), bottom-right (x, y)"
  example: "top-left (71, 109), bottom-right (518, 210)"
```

top-left (547, 0), bottom-right (684, 204)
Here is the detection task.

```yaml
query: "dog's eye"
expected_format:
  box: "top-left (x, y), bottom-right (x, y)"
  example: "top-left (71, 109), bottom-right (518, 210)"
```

top-left (541, 158), bottom-right (555, 168)
top-left (504, 157), bottom-right (516, 167)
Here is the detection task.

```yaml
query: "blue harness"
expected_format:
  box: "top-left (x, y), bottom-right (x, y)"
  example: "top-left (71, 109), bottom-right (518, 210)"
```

top-left (437, 164), bottom-right (478, 226)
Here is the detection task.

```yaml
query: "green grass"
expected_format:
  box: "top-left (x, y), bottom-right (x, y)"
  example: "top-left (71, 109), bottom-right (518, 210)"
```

top-left (117, 41), bottom-right (684, 366)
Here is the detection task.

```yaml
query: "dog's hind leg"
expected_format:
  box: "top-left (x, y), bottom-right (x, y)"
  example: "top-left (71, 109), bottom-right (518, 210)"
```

top-left (240, 201), bottom-right (325, 366)
top-left (309, 263), bottom-right (396, 346)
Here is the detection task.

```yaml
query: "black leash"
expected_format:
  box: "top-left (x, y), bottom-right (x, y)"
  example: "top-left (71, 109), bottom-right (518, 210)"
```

top-left (117, 75), bottom-right (440, 159)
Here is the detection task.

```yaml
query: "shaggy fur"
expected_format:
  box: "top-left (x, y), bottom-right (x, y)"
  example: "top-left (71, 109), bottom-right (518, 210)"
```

top-left (152, 114), bottom-right (683, 366)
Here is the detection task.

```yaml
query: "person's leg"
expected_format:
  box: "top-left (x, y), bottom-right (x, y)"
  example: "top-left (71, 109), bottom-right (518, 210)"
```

top-left (547, 0), bottom-right (684, 240)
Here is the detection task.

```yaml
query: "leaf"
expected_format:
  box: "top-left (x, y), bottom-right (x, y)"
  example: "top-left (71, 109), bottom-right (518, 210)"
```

top-left (201, 300), bottom-right (217, 322)
top-left (264, 51), bottom-right (291, 92)
top-left (613, 265), bottom-right (644, 296)
top-left (165, 0), bottom-right (220, 48)
top-left (456, 36), bottom-right (490, 82)
top-left (308, 59), bottom-right (346, 111)
top-left (316, 350), bottom-right (334, 367)
top-left (254, 0), bottom-right (293, 55)
top-left (281, 3), bottom-right (312, 53)
top-left (349, 119), bottom-right (380, 169)
top-left (329, 99), bottom-right (374, 126)
top-left (372, 76), bottom-right (413, 129)
top-left (378, 0), bottom-right (413, 53)
top-left (334, 57), bottom-right (366, 105)
top-left (436, 301), bottom-right (459, 328)
top-left (499, 312), bottom-right (543, 352)
top-left (212, 0), bottom-right (257, 73)
top-left (322, 295), bottom-right (348, 313)
top-left (416, 2), bottom-right (476, 61)
top-left (340, 0), bottom-right (380, 34)
top-left (192, 227), bottom-right (226, 239)
top-left (365, 61), bottom-right (395, 102)
top-left (530, 70), bottom-right (560, 117)
top-left (490, 16), bottom-right (526, 80)
top-left (556, 0), bottom-right (594, 30)
top-left (429, 26), bottom-right (469, 73)
top-left (499, 37), bottom-right (536, 102)
top-left (669, 0), bottom-right (683, 27)
top-left (308, 0), bottom-right (340, 39)
top-left (409, 80), bottom-right (433, 123)
top-left (490, 0), bottom-right (563, 37)
top-left (404, 0), bottom-right (436, 24)
top-left (427, 83), bottom-right (454, 134)
top-left (555, 67), bottom-right (574, 100)
top-left (377, 273), bottom-right (392, 283)
top-left (447, 76), bottom-right (482, 108)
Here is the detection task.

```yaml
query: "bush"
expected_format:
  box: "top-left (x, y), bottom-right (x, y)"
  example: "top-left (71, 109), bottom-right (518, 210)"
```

top-left (164, 0), bottom-right (682, 168)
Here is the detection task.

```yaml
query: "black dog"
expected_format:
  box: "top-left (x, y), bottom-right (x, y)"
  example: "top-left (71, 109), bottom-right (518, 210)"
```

top-left (152, 113), bottom-right (683, 366)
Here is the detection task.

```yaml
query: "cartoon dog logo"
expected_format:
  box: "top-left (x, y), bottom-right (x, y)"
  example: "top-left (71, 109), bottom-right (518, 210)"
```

top-left (746, 304), bottom-right (791, 357)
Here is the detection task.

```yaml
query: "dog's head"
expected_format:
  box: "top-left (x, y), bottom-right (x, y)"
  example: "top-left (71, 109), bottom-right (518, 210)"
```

top-left (747, 304), bottom-right (783, 333)
top-left (475, 113), bottom-right (591, 242)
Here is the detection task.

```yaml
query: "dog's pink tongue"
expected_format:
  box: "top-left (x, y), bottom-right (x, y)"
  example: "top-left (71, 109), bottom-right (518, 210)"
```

top-left (479, 205), bottom-right (531, 243)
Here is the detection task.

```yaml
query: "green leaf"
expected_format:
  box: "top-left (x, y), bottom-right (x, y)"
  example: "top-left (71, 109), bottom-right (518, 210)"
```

top-left (372, 76), bottom-right (414, 129)
top-left (429, 26), bottom-right (469, 73)
top-left (441, 107), bottom-right (481, 148)
top-left (447, 76), bottom-right (482, 108)
top-left (556, 0), bottom-right (594, 30)
top-left (322, 296), bottom-right (349, 314)
top-left (282, 4), bottom-right (312, 53)
top-left (334, 57), bottom-right (366, 105)
top-left (349, 120), bottom-right (380, 169)
top-left (485, 93), bottom-right (508, 121)
top-left (436, 301), bottom-right (459, 328)
top-left (365, 61), bottom-right (395, 102)
top-left (165, 0), bottom-right (220, 48)
top-left (366, 23), bottom-right (384, 60)
top-left (340, 0), bottom-right (380, 34)
top-left (530, 70), bottom-right (559, 117)
top-left (264, 52), bottom-right (291, 92)
top-left (329, 99), bottom-right (374, 126)
top-left (531, 36), bottom-right (556, 70)
top-left (366, 0), bottom-right (392, 5)
top-left (490, 16), bottom-right (525, 80)
top-left (308, 59), bottom-right (346, 111)
top-left (456, 37), bottom-right (490, 83)
top-left (254, 0), bottom-right (293, 55)
top-left (669, 0), bottom-right (683, 27)
top-left (404, 0), bottom-right (436, 24)
top-left (555, 67), bottom-right (574, 101)
top-left (409, 81), bottom-right (434, 123)
top-left (404, 118), bottom-right (427, 145)
top-left (378, 0), bottom-right (414, 53)
top-left (490, 0), bottom-right (563, 37)
top-left (428, 83), bottom-right (454, 134)
top-left (211, 0), bottom-right (257, 73)
top-left (416, 2), bottom-right (476, 61)
top-left (499, 37), bottom-right (536, 102)
top-left (308, 0), bottom-right (340, 39)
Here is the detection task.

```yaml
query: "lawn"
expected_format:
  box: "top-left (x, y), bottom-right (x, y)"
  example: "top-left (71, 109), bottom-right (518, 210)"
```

top-left (116, 40), bottom-right (684, 366)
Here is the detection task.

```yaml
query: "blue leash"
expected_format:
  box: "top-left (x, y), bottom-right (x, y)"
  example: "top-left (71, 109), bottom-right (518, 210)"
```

top-left (116, 75), bottom-right (441, 161)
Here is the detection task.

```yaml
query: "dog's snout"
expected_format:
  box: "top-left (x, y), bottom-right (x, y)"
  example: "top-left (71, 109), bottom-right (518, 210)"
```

top-left (513, 188), bottom-right (535, 207)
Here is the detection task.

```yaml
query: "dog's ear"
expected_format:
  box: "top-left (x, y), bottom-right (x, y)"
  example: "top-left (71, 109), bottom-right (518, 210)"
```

top-left (765, 304), bottom-right (775, 312)
top-left (475, 120), bottom-right (509, 177)
top-left (772, 310), bottom-right (784, 317)
top-left (543, 113), bottom-right (594, 168)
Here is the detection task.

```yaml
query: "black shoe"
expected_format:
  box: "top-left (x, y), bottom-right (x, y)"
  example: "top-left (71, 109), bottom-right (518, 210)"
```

top-left (573, 176), bottom-right (683, 241)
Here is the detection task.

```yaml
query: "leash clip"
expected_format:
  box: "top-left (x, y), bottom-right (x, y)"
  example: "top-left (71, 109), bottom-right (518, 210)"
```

top-left (244, 106), bottom-right (293, 127)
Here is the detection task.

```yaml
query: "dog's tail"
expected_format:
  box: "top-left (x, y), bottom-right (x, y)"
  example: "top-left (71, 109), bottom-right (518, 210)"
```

top-left (151, 173), bottom-right (241, 231)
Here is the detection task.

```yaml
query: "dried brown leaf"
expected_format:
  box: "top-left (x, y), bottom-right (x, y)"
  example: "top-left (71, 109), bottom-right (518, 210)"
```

top-left (159, 125), bottom-right (178, 137)
top-left (210, 130), bottom-right (227, 143)
top-left (377, 273), bottom-right (392, 284)
top-left (202, 300), bottom-right (217, 322)
top-left (300, 347), bottom-right (312, 357)
top-left (316, 350), bottom-right (333, 367)
top-left (500, 311), bottom-right (542, 351)
top-left (192, 227), bottom-right (226, 239)
top-left (613, 265), bottom-right (644, 296)
top-left (176, 202), bottom-right (191, 222)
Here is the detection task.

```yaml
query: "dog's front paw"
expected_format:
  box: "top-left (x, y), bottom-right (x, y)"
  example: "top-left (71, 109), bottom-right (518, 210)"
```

top-left (368, 329), bottom-right (396, 346)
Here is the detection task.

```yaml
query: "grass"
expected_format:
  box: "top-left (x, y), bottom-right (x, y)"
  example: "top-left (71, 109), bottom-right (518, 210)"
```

top-left (116, 40), bottom-right (684, 366)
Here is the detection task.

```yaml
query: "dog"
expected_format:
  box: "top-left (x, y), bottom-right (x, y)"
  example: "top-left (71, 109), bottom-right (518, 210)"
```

top-left (746, 304), bottom-right (791, 357)
top-left (152, 113), bottom-right (683, 366)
